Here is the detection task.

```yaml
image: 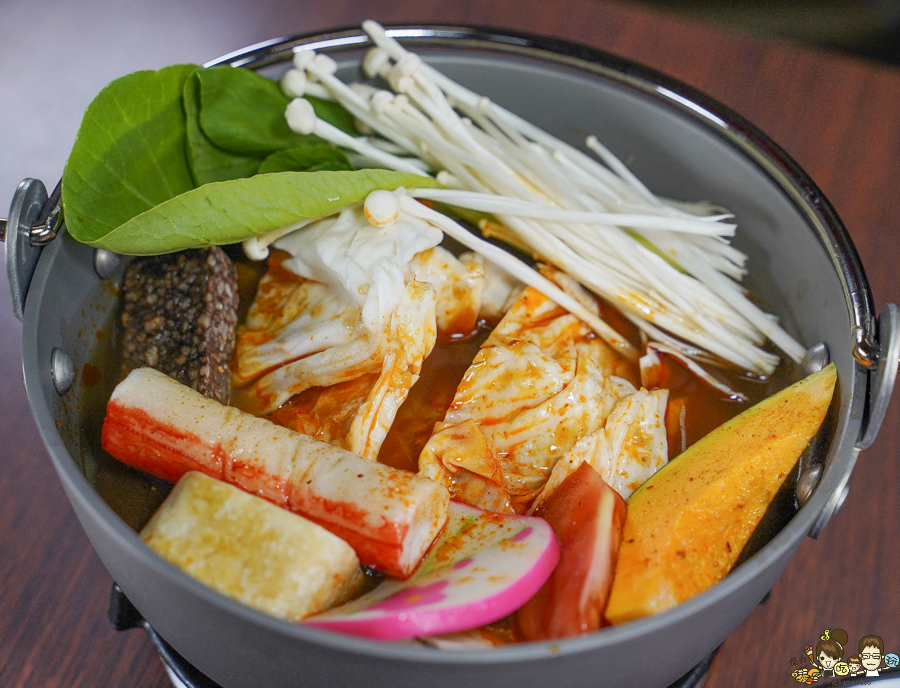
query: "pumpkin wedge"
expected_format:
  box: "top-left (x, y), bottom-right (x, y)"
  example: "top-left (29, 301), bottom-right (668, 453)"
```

top-left (604, 363), bottom-right (836, 624)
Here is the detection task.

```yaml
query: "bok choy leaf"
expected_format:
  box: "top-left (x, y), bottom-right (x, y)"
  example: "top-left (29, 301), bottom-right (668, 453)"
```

top-left (62, 62), bottom-right (368, 254)
top-left (184, 70), bottom-right (261, 185)
top-left (82, 169), bottom-right (442, 255)
top-left (258, 145), bottom-right (352, 174)
top-left (62, 64), bottom-right (199, 245)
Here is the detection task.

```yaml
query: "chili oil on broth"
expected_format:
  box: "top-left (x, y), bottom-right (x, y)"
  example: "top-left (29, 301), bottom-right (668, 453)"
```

top-left (75, 244), bottom-right (267, 533)
top-left (81, 244), bottom-right (803, 592)
top-left (68, 272), bottom-right (174, 531)
top-left (252, 245), bottom-right (496, 472)
top-left (247, 244), bottom-right (800, 519)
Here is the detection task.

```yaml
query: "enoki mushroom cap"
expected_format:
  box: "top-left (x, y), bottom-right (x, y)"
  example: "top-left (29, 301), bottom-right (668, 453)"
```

top-left (292, 48), bottom-right (317, 70)
top-left (363, 47), bottom-right (391, 79)
top-left (280, 69), bottom-right (307, 98)
top-left (364, 189), bottom-right (401, 227)
top-left (285, 98), bottom-right (317, 135)
top-left (311, 53), bottom-right (338, 76)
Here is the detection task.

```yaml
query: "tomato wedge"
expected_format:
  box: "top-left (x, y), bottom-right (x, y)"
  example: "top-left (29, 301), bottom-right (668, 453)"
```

top-left (516, 461), bottom-right (626, 639)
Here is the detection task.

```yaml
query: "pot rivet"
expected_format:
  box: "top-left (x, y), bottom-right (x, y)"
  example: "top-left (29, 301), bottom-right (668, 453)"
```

top-left (51, 348), bottom-right (75, 396)
top-left (795, 463), bottom-right (822, 507)
top-left (94, 249), bottom-right (123, 279)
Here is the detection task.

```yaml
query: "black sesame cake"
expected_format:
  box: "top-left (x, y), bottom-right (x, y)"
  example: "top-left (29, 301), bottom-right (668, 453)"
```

top-left (120, 247), bottom-right (238, 404)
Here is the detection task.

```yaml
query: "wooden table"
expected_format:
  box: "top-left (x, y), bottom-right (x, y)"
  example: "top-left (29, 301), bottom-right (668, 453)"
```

top-left (2, 1), bottom-right (898, 686)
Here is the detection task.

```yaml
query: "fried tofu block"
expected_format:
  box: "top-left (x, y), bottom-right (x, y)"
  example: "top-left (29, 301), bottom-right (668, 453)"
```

top-left (141, 471), bottom-right (363, 622)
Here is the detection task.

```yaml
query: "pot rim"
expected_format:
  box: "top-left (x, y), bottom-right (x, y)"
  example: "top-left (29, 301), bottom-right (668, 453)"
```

top-left (22, 23), bottom-right (873, 666)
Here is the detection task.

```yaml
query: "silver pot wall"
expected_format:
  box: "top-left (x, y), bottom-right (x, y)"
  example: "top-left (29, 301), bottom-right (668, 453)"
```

top-left (8, 25), bottom-right (900, 688)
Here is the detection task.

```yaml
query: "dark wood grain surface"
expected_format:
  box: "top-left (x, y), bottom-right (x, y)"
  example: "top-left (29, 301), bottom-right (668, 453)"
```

top-left (2, 1), bottom-right (899, 686)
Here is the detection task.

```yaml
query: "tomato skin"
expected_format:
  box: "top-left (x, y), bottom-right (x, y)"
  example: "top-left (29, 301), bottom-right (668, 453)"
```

top-left (515, 461), bottom-right (626, 640)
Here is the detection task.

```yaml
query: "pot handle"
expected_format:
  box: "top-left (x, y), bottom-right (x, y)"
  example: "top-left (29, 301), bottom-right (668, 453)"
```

top-left (806, 303), bottom-right (900, 539)
top-left (3, 178), bottom-right (63, 321)
top-left (857, 302), bottom-right (900, 450)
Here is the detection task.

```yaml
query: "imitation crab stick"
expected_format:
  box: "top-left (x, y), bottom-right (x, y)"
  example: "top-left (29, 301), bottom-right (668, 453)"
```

top-left (101, 367), bottom-right (449, 578)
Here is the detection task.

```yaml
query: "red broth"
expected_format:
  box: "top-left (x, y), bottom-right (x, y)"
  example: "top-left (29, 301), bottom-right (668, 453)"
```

top-left (85, 247), bottom-right (800, 565)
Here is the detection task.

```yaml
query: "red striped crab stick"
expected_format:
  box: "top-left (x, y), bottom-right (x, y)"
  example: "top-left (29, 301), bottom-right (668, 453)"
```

top-left (102, 367), bottom-right (449, 578)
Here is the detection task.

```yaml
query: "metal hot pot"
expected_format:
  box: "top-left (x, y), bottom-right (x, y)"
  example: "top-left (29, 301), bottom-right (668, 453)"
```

top-left (6, 25), bottom-right (899, 688)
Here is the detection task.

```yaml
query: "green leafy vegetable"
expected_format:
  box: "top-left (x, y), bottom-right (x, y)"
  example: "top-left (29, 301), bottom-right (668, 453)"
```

top-left (258, 145), bottom-right (352, 174)
top-left (63, 62), bottom-right (367, 253)
top-left (195, 67), bottom-right (358, 156)
top-left (86, 169), bottom-right (442, 255)
top-left (62, 64), bottom-right (199, 245)
top-left (186, 68), bottom-right (355, 183)
top-left (183, 71), bottom-right (260, 185)
top-left (196, 66), bottom-right (311, 155)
